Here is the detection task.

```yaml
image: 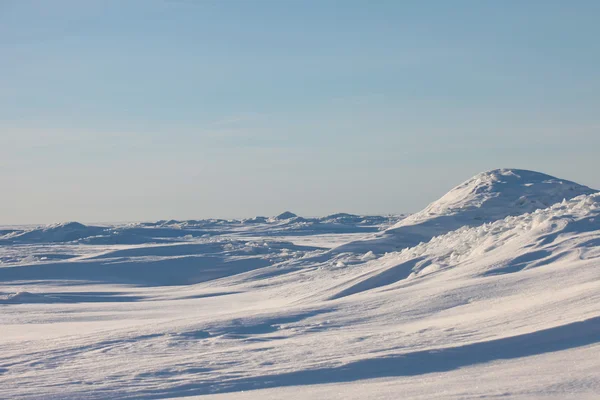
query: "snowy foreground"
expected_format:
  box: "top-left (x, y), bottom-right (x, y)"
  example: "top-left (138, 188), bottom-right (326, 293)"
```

top-left (1, 169), bottom-right (600, 399)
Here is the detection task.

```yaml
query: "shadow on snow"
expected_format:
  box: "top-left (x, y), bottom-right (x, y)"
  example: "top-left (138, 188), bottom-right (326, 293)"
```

top-left (0, 256), bottom-right (271, 287)
top-left (129, 316), bottom-right (600, 399)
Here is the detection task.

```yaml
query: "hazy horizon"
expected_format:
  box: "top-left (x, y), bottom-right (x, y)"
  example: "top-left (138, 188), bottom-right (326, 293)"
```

top-left (1, 167), bottom-right (596, 227)
top-left (2, 0), bottom-right (599, 224)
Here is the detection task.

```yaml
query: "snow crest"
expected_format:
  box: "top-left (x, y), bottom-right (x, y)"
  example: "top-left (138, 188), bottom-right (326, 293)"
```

top-left (335, 169), bottom-right (597, 254)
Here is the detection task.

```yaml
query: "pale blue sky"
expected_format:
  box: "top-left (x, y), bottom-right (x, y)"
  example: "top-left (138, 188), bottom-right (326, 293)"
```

top-left (1, 0), bottom-right (599, 224)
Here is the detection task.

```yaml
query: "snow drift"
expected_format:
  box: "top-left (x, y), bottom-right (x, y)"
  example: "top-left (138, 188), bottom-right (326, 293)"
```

top-left (335, 168), bottom-right (597, 253)
top-left (329, 192), bottom-right (600, 300)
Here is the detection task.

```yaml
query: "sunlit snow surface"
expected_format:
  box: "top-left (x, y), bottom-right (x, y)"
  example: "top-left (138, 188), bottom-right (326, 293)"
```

top-left (1, 170), bottom-right (600, 399)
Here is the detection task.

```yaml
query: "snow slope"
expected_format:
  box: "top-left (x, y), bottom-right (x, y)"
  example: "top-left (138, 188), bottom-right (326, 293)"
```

top-left (334, 168), bottom-right (597, 253)
top-left (0, 169), bottom-right (599, 399)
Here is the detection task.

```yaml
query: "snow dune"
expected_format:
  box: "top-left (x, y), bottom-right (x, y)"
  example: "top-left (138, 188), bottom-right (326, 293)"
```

top-left (334, 168), bottom-right (596, 253)
top-left (0, 169), bottom-right (599, 399)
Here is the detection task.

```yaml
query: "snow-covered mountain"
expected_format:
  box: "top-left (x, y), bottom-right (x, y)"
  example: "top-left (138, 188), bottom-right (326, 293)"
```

top-left (1, 169), bottom-right (599, 399)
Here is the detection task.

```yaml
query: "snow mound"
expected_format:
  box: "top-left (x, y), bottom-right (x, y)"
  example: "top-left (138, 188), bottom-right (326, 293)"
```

top-left (403, 192), bottom-right (600, 277)
top-left (271, 211), bottom-right (298, 221)
top-left (317, 213), bottom-right (393, 226)
top-left (391, 168), bottom-right (595, 230)
top-left (242, 216), bottom-right (269, 224)
top-left (330, 193), bottom-right (600, 299)
top-left (1, 291), bottom-right (51, 303)
top-left (1, 222), bottom-right (188, 245)
top-left (4, 222), bottom-right (107, 243)
top-left (319, 213), bottom-right (362, 223)
top-left (335, 169), bottom-right (596, 253)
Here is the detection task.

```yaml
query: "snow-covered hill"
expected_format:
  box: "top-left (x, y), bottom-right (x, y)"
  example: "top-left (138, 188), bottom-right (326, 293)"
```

top-left (390, 168), bottom-right (596, 230)
top-left (334, 168), bottom-right (597, 253)
top-left (0, 169), bottom-right (599, 399)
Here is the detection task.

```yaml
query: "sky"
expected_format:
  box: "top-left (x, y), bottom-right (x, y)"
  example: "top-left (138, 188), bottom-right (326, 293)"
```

top-left (1, 0), bottom-right (599, 224)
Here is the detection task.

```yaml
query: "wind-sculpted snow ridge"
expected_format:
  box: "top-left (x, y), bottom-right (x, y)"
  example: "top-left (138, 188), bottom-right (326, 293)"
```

top-left (335, 169), bottom-right (597, 254)
top-left (269, 211), bottom-right (299, 221)
top-left (0, 222), bottom-right (107, 244)
top-left (123, 214), bottom-right (400, 238)
top-left (329, 193), bottom-right (600, 300)
top-left (132, 213), bottom-right (398, 230)
top-left (391, 168), bottom-right (596, 229)
top-left (403, 193), bottom-right (600, 276)
top-left (0, 222), bottom-right (200, 245)
top-left (0, 215), bottom-right (398, 248)
top-left (318, 213), bottom-right (396, 225)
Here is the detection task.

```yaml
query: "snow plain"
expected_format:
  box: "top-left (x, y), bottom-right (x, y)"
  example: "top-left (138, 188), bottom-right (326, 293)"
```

top-left (1, 169), bottom-right (599, 399)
